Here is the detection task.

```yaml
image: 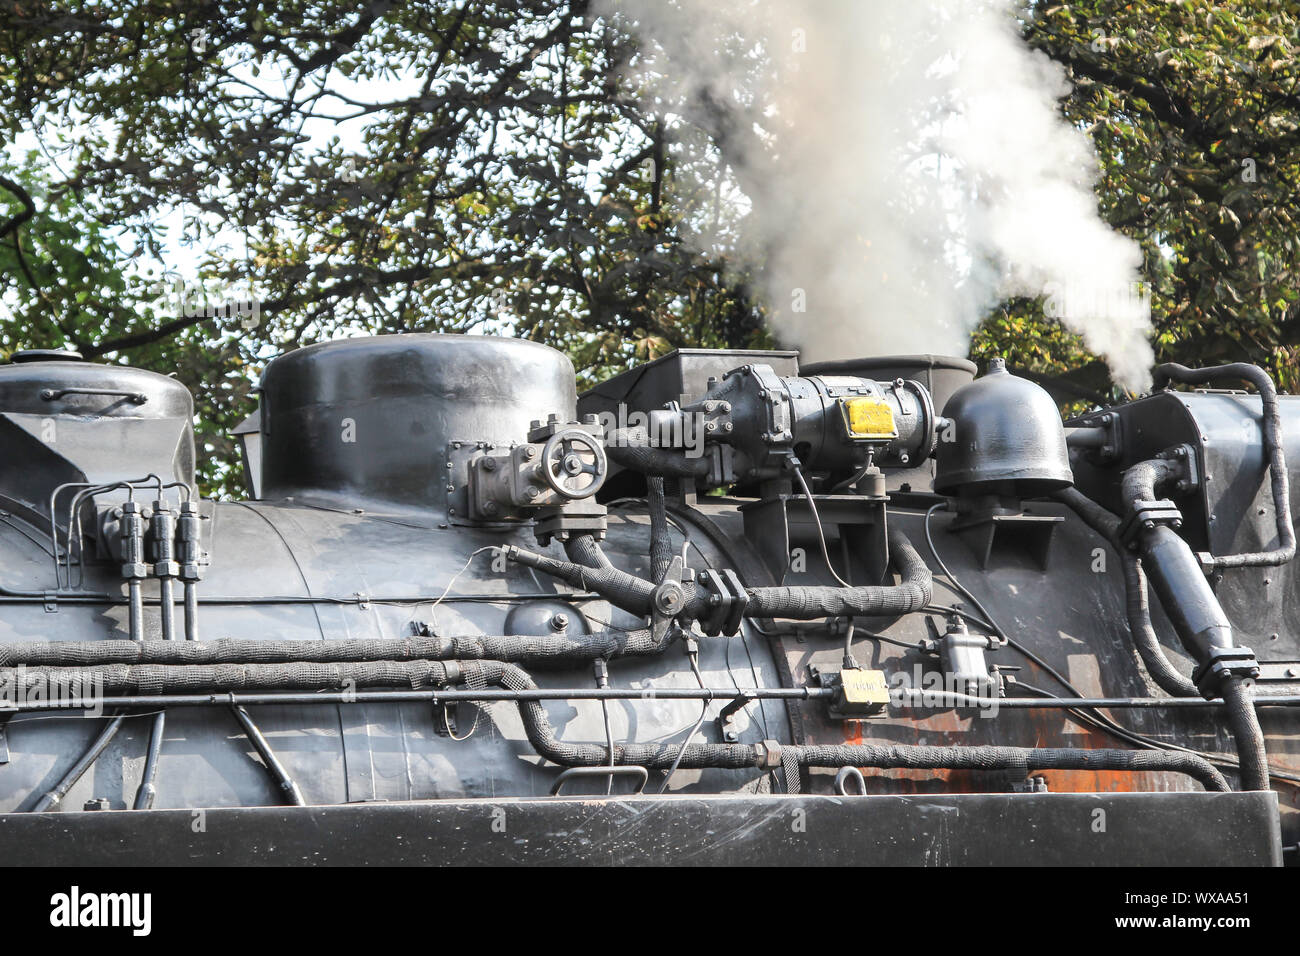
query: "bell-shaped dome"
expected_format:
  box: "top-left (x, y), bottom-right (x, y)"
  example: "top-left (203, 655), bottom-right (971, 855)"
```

top-left (934, 358), bottom-right (1072, 497)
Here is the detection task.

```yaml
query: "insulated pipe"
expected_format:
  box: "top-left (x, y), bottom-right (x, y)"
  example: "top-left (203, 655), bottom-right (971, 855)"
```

top-left (742, 528), bottom-right (931, 619)
top-left (786, 743), bottom-right (1229, 792)
top-left (0, 629), bottom-right (673, 669)
top-left (647, 476), bottom-right (673, 584)
top-left (1221, 678), bottom-right (1269, 792)
top-left (1119, 555), bottom-right (1199, 697)
top-left (515, 543), bottom-right (668, 617)
top-left (1053, 488), bottom-right (1198, 697)
top-left (511, 526), bottom-right (932, 623)
top-left (475, 661), bottom-right (1229, 792)
top-left (1152, 362), bottom-right (1295, 569)
top-left (604, 427), bottom-right (711, 478)
top-left (4, 687), bottom-right (1299, 711)
top-left (1, 661), bottom-right (466, 696)
top-left (12, 658), bottom-right (1224, 792)
top-left (566, 533), bottom-right (612, 570)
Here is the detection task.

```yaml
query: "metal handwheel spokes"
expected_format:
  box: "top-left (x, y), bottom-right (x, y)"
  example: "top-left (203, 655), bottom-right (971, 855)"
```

top-left (541, 429), bottom-right (607, 499)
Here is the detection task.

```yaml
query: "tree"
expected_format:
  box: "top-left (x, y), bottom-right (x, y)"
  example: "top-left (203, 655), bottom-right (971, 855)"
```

top-left (2, 1), bottom-right (1298, 494)
top-left (979, 2), bottom-right (1300, 395)
top-left (1, 1), bottom-right (768, 493)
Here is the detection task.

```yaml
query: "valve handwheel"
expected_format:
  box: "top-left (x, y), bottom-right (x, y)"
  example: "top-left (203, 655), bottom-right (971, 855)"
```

top-left (540, 429), bottom-right (607, 499)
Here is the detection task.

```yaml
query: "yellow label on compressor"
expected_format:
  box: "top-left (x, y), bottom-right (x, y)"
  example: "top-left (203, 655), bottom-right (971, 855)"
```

top-left (840, 397), bottom-right (898, 441)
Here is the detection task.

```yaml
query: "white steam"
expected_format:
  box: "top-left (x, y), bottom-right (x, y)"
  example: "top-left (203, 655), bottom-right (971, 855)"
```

top-left (606, 0), bottom-right (1154, 391)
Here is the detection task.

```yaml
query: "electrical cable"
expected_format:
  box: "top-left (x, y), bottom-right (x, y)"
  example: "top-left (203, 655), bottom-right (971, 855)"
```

top-left (922, 505), bottom-right (1300, 787)
top-left (792, 464), bottom-right (852, 588)
top-left (659, 650), bottom-right (711, 793)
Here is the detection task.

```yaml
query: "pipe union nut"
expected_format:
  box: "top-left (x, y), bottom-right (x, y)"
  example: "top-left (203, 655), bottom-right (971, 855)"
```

top-left (652, 582), bottom-right (685, 616)
top-left (756, 739), bottom-right (783, 769)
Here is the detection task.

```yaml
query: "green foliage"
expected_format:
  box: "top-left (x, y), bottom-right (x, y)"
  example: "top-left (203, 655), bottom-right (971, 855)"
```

top-left (981, 1), bottom-right (1300, 394)
top-left (1, 0), bottom-right (1298, 496)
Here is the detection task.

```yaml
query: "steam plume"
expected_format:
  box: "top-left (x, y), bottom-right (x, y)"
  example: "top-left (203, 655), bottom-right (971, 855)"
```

top-left (607, 0), bottom-right (1154, 390)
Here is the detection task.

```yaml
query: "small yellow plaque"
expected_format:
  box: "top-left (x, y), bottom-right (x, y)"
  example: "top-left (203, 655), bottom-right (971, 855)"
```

top-left (840, 398), bottom-right (898, 440)
top-left (840, 668), bottom-right (890, 705)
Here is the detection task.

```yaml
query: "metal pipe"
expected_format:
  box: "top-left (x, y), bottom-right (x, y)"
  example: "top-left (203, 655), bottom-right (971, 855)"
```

top-left (1053, 487), bottom-right (1199, 697)
top-left (7, 686), bottom-right (833, 711)
top-left (31, 715), bottom-right (127, 811)
top-left (230, 705), bottom-right (305, 806)
top-left (132, 712), bottom-right (165, 809)
top-left (178, 499), bottom-right (201, 642)
top-left (0, 591), bottom-right (606, 607)
top-left (1152, 361), bottom-right (1295, 568)
top-left (157, 579), bottom-right (176, 642)
top-left (183, 584), bottom-right (198, 642)
top-left (126, 580), bottom-right (144, 643)
top-left (1064, 425), bottom-right (1109, 448)
top-left (1122, 455), bottom-right (1271, 789)
top-left (134, 498), bottom-right (178, 810)
top-left (4, 687), bottom-right (1300, 713)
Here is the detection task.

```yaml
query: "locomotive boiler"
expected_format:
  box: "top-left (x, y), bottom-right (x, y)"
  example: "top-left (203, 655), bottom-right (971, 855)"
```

top-left (0, 333), bottom-right (1294, 865)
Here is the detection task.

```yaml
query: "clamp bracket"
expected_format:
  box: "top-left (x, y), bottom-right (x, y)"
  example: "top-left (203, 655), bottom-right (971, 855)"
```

top-left (1193, 646), bottom-right (1260, 698)
top-left (1118, 498), bottom-right (1184, 549)
top-left (698, 568), bottom-right (749, 636)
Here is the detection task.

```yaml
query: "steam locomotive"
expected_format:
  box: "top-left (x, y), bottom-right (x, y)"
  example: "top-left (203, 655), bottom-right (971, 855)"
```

top-left (0, 333), bottom-right (1292, 865)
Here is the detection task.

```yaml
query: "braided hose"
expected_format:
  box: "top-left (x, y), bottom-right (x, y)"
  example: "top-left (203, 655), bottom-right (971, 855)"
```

top-left (512, 525), bottom-right (931, 623)
top-left (1053, 488), bottom-right (1198, 697)
top-left (605, 427), bottom-right (711, 478)
top-left (0, 628), bottom-right (673, 670)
